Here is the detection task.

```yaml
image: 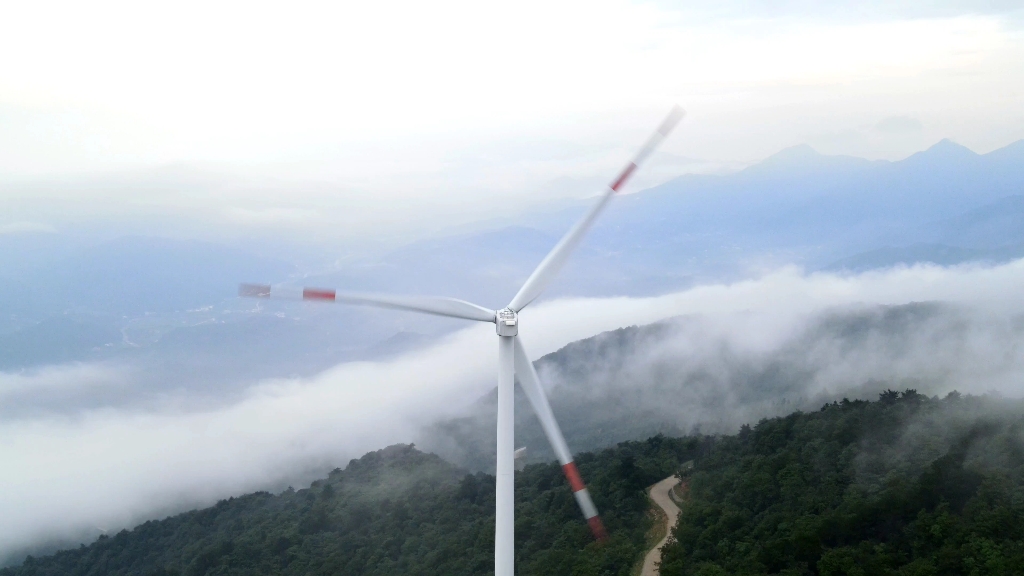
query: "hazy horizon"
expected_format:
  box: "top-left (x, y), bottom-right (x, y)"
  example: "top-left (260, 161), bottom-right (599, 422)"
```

top-left (4, 1), bottom-right (1024, 243)
top-left (4, 0), bottom-right (1024, 569)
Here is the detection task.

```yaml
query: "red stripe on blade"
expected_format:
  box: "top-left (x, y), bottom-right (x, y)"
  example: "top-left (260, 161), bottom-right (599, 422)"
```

top-left (302, 288), bottom-right (336, 301)
top-left (588, 516), bottom-right (608, 541)
top-left (610, 162), bottom-right (637, 192)
top-left (562, 462), bottom-right (586, 493)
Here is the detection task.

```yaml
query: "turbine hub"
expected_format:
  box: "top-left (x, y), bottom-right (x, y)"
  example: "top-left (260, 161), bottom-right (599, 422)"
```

top-left (495, 308), bottom-right (518, 336)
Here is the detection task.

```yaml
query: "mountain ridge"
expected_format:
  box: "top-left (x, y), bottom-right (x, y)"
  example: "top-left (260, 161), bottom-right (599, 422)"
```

top-left (4, 138), bottom-right (1024, 399)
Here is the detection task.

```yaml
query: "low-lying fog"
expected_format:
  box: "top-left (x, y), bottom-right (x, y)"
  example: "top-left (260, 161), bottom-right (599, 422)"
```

top-left (4, 260), bottom-right (1024, 563)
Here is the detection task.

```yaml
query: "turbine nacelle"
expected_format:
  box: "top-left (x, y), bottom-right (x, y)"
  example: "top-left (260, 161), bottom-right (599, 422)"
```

top-left (495, 308), bottom-right (518, 336)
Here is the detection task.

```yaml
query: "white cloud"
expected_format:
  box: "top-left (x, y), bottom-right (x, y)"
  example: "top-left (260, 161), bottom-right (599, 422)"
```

top-left (0, 364), bottom-right (128, 402)
top-left (518, 261), bottom-right (1024, 354)
top-left (5, 259), bottom-right (1024, 559)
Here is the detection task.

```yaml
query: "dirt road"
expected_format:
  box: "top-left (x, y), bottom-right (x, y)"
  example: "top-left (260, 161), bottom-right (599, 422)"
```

top-left (640, 476), bottom-right (682, 576)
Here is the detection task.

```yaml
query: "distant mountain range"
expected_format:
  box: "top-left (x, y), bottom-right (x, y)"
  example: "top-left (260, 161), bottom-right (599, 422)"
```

top-left (2, 138), bottom-right (1022, 379)
top-left (306, 138), bottom-right (1024, 305)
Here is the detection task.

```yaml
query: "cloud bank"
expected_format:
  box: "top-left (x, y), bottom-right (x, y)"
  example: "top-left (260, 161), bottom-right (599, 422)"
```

top-left (4, 259), bottom-right (1024, 562)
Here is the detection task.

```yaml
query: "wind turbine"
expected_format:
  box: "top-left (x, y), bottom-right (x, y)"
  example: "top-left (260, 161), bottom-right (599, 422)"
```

top-left (240, 106), bottom-right (684, 576)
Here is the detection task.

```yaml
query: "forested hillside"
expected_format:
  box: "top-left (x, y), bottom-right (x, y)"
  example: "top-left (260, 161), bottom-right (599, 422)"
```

top-left (660, 391), bottom-right (1024, 575)
top-left (2, 438), bottom-right (700, 576)
top-left (422, 301), bottom-right (1019, 473)
top-left (8, 389), bottom-right (1024, 575)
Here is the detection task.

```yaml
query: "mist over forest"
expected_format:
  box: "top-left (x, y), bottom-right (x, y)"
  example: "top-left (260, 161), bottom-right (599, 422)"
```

top-left (421, 300), bottom-right (1024, 472)
top-left (5, 1), bottom-right (1024, 572)
top-left (6, 390), bottom-right (1023, 575)
top-left (4, 137), bottom-right (1024, 569)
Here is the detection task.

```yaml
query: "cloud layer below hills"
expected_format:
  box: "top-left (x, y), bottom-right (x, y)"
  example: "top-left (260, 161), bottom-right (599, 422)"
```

top-left (5, 259), bottom-right (1024, 562)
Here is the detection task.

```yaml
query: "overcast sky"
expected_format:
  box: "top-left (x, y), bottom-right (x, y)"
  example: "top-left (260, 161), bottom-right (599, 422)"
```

top-left (2, 2), bottom-right (1023, 243)
top-left (2, 1), bottom-right (1022, 197)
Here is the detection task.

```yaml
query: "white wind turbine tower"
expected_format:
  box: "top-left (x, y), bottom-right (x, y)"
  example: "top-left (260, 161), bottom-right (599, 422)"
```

top-left (240, 106), bottom-right (683, 576)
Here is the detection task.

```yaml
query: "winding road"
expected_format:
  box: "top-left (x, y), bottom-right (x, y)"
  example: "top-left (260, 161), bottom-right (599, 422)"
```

top-left (641, 476), bottom-right (682, 576)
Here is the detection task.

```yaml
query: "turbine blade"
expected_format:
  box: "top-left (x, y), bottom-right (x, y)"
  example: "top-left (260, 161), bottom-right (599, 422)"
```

top-left (514, 337), bottom-right (607, 541)
top-left (239, 284), bottom-right (496, 323)
top-left (507, 106), bottom-right (685, 312)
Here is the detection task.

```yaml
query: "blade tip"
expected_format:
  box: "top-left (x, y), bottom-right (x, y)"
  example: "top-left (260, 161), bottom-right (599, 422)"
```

top-left (659, 105), bottom-right (686, 135)
top-left (239, 283), bottom-right (271, 298)
top-left (588, 516), bottom-right (608, 541)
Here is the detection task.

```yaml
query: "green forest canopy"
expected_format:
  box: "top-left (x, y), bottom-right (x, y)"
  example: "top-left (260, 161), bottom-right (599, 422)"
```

top-left (660, 390), bottom-right (1024, 576)
top-left (6, 391), bottom-right (1024, 576)
top-left (3, 437), bottom-right (697, 576)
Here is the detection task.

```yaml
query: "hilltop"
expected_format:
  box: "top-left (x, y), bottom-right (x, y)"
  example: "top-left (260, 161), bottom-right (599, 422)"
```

top-left (7, 391), bottom-right (1024, 575)
top-left (1, 438), bottom-right (700, 575)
